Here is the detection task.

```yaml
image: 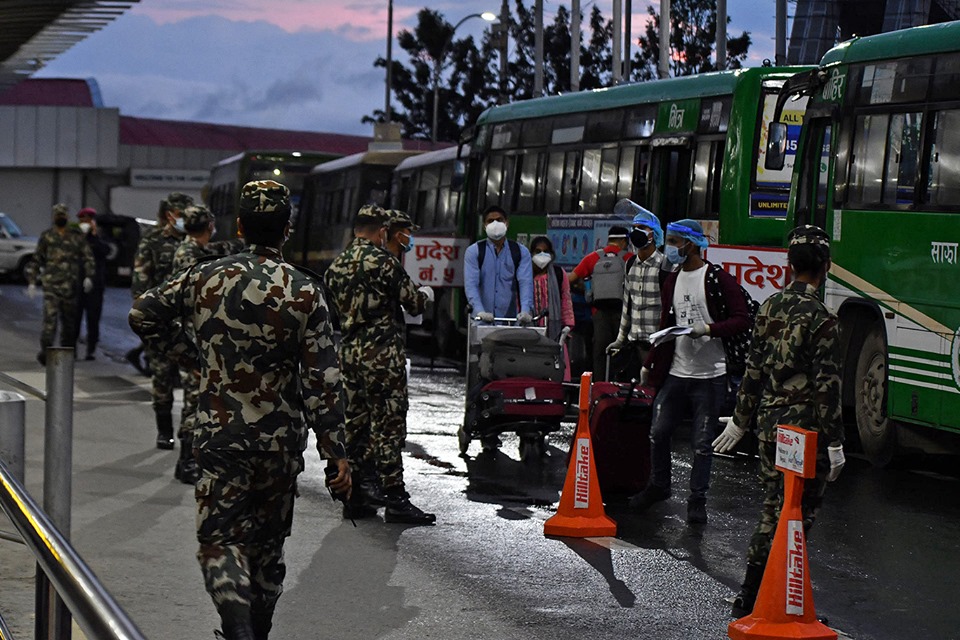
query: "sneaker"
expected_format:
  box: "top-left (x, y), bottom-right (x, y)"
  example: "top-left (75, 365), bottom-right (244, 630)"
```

top-left (627, 484), bottom-right (671, 512)
top-left (687, 499), bottom-right (708, 524)
top-left (384, 491), bottom-right (436, 525)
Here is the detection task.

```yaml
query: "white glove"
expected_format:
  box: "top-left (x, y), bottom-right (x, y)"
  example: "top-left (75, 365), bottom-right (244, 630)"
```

top-left (517, 312), bottom-right (533, 326)
top-left (26, 283), bottom-right (38, 300)
top-left (712, 417), bottom-right (746, 453)
top-left (418, 285), bottom-right (434, 303)
top-left (559, 326), bottom-right (572, 340)
top-left (689, 322), bottom-right (710, 339)
top-left (606, 339), bottom-right (625, 354)
top-left (639, 367), bottom-right (650, 387)
top-left (477, 312), bottom-right (494, 323)
top-left (826, 444), bottom-right (845, 482)
top-left (83, 277), bottom-right (94, 294)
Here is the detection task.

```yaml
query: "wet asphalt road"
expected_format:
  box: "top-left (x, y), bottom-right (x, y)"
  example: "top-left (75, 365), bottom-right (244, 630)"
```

top-left (2, 283), bottom-right (960, 639)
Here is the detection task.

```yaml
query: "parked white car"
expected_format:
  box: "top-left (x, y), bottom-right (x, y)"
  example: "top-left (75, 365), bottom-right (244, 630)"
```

top-left (0, 212), bottom-right (38, 281)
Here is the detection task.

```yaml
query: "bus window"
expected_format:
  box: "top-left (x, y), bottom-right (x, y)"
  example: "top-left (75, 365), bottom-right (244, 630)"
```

top-left (849, 114), bottom-right (889, 205)
top-left (882, 112), bottom-right (923, 206)
top-left (418, 166), bottom-right (440, 227)
top-left (926, 109), bottom-right (960, 208)
top-left (649, 146), bottom-right (691, 224)
top-left (516, 152), bottom-right (541, 213)
top-left (501, 154), bottom-right (520, 211)
top-left (544, 152), bottom-right (564, 212)
top-left (597, 147), bottom-right (619, 213)
top-left (628, 146), bottom-right (651, 206)
top-left (579, 148), bottom-right (602, 212)
top-left (485, 155), bottom-right (504, 207)
top-left (690, 139), bottom-right (724, 219)
top-left (561, 150), bottom-right (582, 212)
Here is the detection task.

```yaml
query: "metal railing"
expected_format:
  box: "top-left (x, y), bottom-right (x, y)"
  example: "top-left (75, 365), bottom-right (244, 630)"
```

top-left (0, 348), bottom-right (146, 640)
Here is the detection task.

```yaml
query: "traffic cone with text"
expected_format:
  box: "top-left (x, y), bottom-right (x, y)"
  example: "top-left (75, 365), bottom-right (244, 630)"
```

top-left (728, 425), bottom-right (836, 640)
top-left (544, 371), bottom-right (617, 538)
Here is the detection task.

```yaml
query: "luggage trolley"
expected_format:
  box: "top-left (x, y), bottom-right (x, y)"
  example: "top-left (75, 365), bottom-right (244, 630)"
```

top-left (458, 315), bottom-right (567, 461)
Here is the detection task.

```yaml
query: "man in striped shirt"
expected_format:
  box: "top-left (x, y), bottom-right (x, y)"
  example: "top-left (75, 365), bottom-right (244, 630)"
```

top-left (606, 200), bottom-right (668, 380)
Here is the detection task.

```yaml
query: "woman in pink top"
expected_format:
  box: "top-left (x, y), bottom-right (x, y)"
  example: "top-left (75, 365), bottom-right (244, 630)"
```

top-left (529, 236), bottom-right (575, 381)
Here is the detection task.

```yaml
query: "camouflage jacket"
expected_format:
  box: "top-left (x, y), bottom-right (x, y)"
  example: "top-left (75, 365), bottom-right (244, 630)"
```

top-left (34, 227), bottom-right (95, 294)
top-left (732, 281), bottom-right (843, 444)
top-left (131, 224), bottom-right (184, 297)
top-left (172, 235), bottom-right (245, 275)
top-left (129, 245), bottom-right (347, 458)
top-left (324, 237), bottom-right (427, 347)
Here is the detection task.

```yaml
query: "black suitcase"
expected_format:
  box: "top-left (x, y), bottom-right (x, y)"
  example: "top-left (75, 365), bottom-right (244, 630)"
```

top-left (479, 328), bottom-right (563, 382)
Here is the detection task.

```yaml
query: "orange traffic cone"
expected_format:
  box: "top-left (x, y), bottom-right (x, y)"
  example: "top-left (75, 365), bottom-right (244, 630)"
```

top-left (728, 426), bottom-right (836, 640)
top-left (544, 371), bottom-right (617, 538)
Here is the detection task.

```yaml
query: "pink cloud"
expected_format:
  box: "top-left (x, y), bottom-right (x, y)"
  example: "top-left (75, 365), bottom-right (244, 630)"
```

top-left (132, 0), bottom-right (419, 40)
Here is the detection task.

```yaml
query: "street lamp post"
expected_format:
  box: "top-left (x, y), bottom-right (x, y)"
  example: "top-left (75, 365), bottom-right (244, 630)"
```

top-left (432, 11), bottom-right (496, 143)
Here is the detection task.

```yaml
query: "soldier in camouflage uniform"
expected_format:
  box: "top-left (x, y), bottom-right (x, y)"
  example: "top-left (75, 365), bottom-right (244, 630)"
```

top-left (169, 204), bottom-right (245, 485)
top-left (29, 204), bottom-right (95, 365)
top-left (325, 205), bottom-right (436, 525)
top-left (130, 180), bottom-right (350, 640)
top-left (132, 192), bottom-right (192, 449)
top-left (712, 225), bottom-right (846, 618)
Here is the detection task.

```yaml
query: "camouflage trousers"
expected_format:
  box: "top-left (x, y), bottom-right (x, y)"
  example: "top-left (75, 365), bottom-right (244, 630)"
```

top-left (179, 365), bottom-right (200, 439)
top-left (340, 340), bottom-right (409, 490)
top-left (745, 438), bottom-right (830, 567)
top-left (40, 289), bottom-right (80, 351)
top-left (195, 448), bottom-right (303, 621)
top-left (146, 346), bottom-right (179, 413)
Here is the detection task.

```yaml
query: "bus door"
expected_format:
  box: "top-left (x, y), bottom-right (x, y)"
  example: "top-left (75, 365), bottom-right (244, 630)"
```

top-left (793, 118), bottom-right (833, 230)
top-left (648, 141), bottom-right (692, 225)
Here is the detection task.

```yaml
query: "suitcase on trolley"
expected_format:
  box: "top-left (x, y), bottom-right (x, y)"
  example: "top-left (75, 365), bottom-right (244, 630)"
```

top-left (479, 328), bottom-right (564, 382)
top-left (589, 381), bottom-right (653, 495)
top-left (472, 377), bottom-right (566, 428)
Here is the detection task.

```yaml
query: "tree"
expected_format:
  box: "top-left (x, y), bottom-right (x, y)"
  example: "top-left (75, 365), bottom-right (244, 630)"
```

top-left (633, 0), bottom-right (751, 80)
top-left (580, 5), bottom-right (614, 90)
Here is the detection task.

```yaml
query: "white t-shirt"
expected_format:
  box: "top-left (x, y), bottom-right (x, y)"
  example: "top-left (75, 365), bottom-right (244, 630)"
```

top-left (670, 265), bottom-right (727, 379)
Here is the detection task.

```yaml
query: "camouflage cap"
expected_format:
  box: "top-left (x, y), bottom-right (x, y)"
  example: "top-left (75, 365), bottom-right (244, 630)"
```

top-left (788, 224), bottom-right (830, 247)
top-left (386, 209), bottom-right (419, 231)
top-left (165, 192), bottom-right (194, 212)
top-left (181, 204), bottom-right (214, 228)
top-left (355, 204), bottom-right (388, 225)
top-left (239, 180), bottom-right (290, 214)
top-left (52, 203), bottom-right (69, 217)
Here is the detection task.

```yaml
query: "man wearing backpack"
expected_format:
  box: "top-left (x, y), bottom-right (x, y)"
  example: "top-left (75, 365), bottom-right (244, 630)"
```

top-left (568, 226), bottom-right (633, 381)
top-left (630, 219), bottom-right (752, 525)
top-left (464, 205), bottom-right (534, 325)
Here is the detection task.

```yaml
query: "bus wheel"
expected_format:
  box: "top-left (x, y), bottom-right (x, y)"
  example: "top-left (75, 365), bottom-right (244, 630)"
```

top-left (855, 325), bottom-right (897, 467)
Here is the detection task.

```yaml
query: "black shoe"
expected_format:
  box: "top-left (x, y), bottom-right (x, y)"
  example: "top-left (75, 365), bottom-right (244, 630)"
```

top-left (384, 490), bottom-right (436, 525)
top-left (155, 412), bottom-right (175, 450)
top-left (480, 434), bottom-right (501, 453)
top-left (628, 484), bottom-right (671, 512)
top-left (730, 563), bottom-right (764, 618)
top-left (731, 591), bottom-right (755, 618)
top-left (359, 479), bottom-right (388, 507)
top-left (687, 498), bottom-right (708, 524)
top-left (343, 502), bottom-right (378, 519)
top-left (175, 458), bottom-right (200, 485)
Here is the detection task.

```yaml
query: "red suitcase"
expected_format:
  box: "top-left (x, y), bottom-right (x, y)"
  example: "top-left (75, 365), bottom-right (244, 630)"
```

top-left (589, 381), bottom-right (653, 495)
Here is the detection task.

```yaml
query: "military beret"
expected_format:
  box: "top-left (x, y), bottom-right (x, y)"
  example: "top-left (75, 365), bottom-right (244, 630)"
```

top-left (77, 207), bottom-right (97, 219)
top-left (387, 209), bottom-right (419, 231)
top-left (181, 204), bottom-right (214, 228)
top-left (355, 204), bottom-right (388, 225)
top-left (788, 224), bottom-right (830, 247)
top-left (239, 180), bottom-right (290, 214)
top-left (52, 203), bottom-right (69, 216)
top-left (166, 192), bottom-right (195, 212)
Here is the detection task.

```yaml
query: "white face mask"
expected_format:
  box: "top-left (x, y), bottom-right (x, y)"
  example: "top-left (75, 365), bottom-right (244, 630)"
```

top-left (173, 217), bottom-right (185, 233)
top-left (78, 222), bottom-right (91, 234)
top-left (532, 252), bottom-right (552, 269)
top-left (485, 220), bottom-right (507, 241)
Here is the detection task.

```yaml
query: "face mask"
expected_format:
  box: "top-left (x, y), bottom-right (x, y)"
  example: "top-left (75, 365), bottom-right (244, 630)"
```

top-left (664, 244), bottom-right (688, 265)
top-left (532, 252), bottom-right (552, 269)
top-left (485, 220), bottom-right (507, 241)
top-left (79, 222), bottom-right (91, 234)
top-left (54, 217), bottom-right (67, 228)
top-left (173, 218), bottom-right (185, 233)
top-left (399, 232), bottom-right (414, 253)
top-left (630, 229), bottom-right (650, 249)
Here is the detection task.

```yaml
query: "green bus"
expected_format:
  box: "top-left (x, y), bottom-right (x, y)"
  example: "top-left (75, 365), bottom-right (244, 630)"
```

top-left (770, 20), bottom-right (960, 464)
top-left (465, 66), bottom-right (811, 281)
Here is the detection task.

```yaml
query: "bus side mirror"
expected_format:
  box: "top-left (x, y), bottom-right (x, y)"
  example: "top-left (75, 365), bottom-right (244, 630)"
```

top-left (451, 159), bottom-right (467, 192)
top-left (765, 122), bottom-right (788, 171)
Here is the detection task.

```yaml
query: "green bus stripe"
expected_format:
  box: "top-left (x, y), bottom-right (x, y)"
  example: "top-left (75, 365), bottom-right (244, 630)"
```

top-left (889, 367), bottom-right (949, 385)
top-left (889, 358), bottom-right (950, 375)
top-left (890, 345), bottom-right (951, 363)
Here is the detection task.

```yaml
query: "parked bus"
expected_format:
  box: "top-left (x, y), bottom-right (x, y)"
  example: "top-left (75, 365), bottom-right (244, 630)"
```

top-left (208, 150), bottom-right (340, 238)
top-left (464, 66), bottom-right (811, 291)
top-left (768, 20), bottom-right (960, 465)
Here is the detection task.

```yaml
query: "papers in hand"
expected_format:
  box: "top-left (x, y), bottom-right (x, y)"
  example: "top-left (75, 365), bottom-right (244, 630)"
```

top-left (650, 325), bottom-right (692, 346)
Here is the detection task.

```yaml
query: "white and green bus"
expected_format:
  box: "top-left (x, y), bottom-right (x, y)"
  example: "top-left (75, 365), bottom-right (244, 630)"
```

top-left (770, 20), bottom-right (960, 464)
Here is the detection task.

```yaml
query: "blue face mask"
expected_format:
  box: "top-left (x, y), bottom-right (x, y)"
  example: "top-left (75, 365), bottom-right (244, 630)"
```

top-left (399, 232), bottom-right (414, 253)
top-left (664, 244), bottom-right (687, 265)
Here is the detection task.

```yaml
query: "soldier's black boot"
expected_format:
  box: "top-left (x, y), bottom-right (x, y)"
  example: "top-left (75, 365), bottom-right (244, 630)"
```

top-left (731, 563), bottom-right (765, 618)
top-left (342, 483), bottom-right (378, 520)
top-left (215, 603), bottom-right (255, 640)
top-left (358, 476), bottom-right (388, 507)
top-left (384, 487), bottom-right (436, 525)
top-left (174, 435), bottom-right (199, 484)
top-left (155, 411), bottom-right (175, 450)
top-left (251, 607), bottom-right (273, 640)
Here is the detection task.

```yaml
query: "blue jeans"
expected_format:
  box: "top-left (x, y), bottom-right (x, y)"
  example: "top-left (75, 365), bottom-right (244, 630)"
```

top-left (649, 374), bottom-right (726, 502)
